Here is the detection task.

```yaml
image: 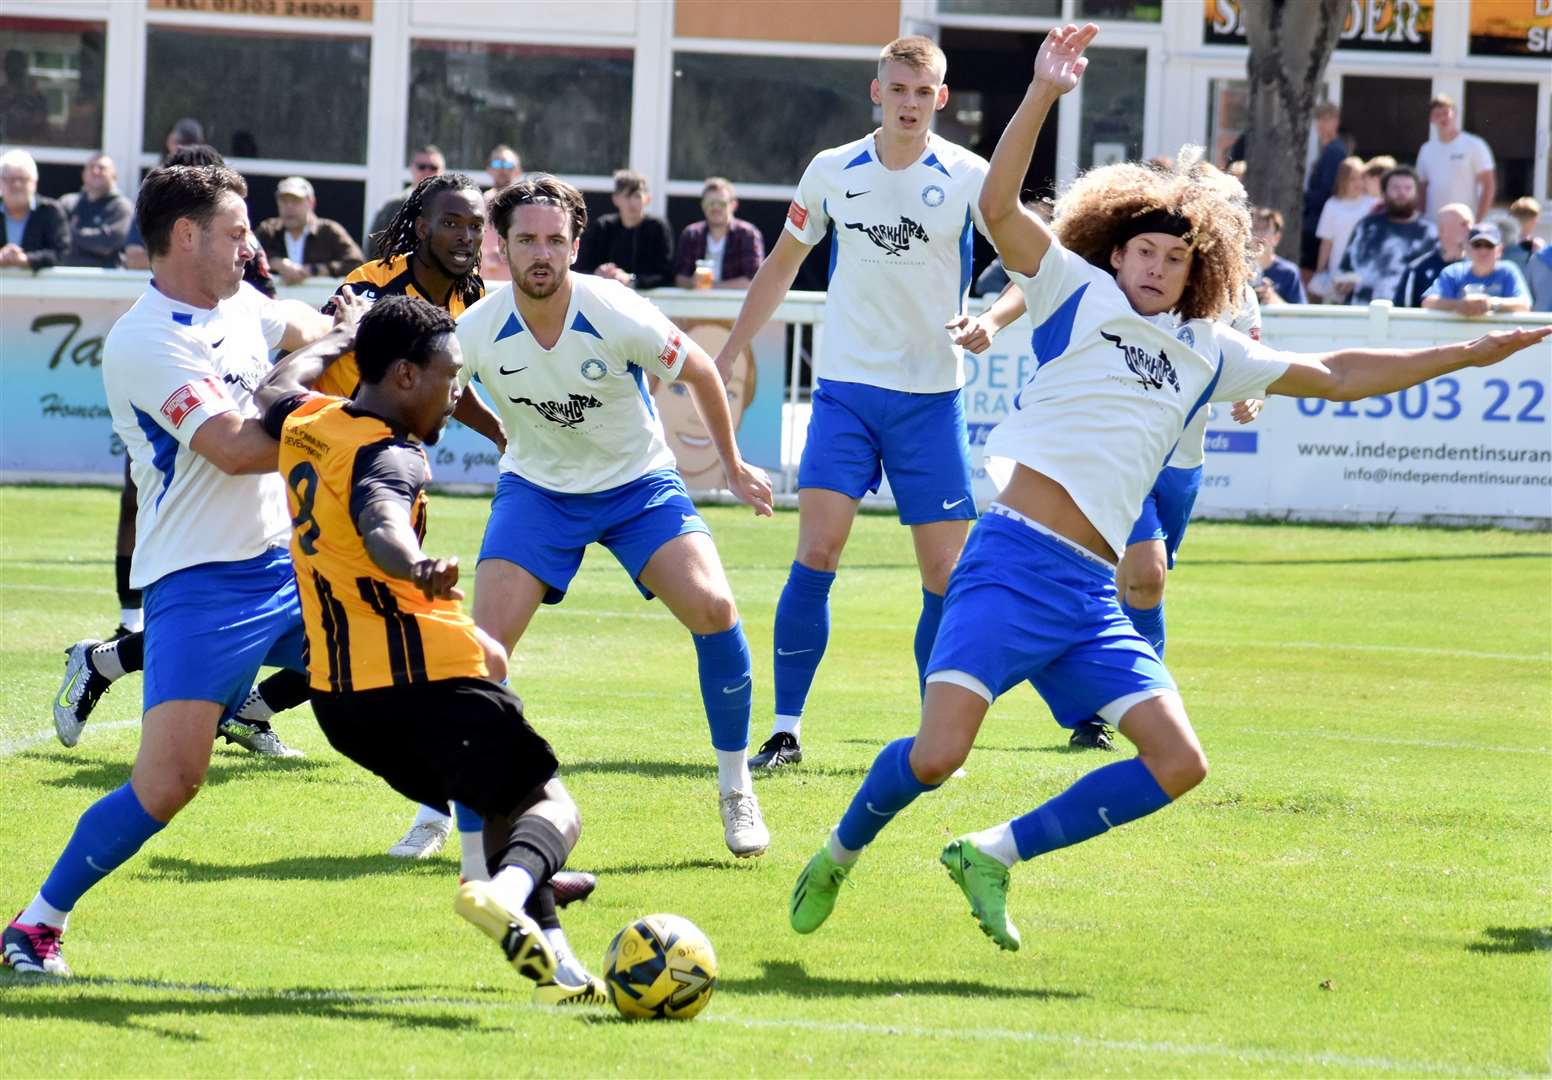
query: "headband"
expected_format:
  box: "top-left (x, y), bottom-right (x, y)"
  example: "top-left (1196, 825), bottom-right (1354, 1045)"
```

top-left (1115, 208), bottom-right (1194, 248)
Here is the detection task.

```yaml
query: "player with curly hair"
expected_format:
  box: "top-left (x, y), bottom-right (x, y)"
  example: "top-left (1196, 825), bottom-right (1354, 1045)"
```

top-left (788, 24), bottom-right (1551, 953)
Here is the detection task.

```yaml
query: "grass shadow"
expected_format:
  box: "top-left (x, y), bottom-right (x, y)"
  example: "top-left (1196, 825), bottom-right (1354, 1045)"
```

top-left (1466, 926), bottom-right (1552, 955)
top-left (715, 959), bottom-right (1086, 1002)
top-left (1198, 552), bottom-right (1549, 568)
top-left (33, 755), bottom-right (326, 792)
top-left (591, 857), bottom-right (738, 876)
top-left (140, 852), bottom-right (450, 884)
top-left (563, 759), bottom-right (713, 781)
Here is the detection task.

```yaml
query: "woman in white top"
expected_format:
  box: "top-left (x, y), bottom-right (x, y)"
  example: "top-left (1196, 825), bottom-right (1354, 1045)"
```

top-left (1311, 156), bottom-right (1375, 300)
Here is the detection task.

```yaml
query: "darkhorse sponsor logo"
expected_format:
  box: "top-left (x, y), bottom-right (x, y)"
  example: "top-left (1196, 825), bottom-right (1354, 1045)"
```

top-left (844, 216), bottom-right (929, 256)
top-left (508, 392), bottom-right (603, 429)
top-left (1101, 331), bottom-right (1180, 393)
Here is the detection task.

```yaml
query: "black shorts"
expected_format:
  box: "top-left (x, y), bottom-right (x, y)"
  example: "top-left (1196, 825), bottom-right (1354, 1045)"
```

top-left (1299, 229), bottom-right (1322, 271)
top-left (311, 677), bottom-right (558, 819)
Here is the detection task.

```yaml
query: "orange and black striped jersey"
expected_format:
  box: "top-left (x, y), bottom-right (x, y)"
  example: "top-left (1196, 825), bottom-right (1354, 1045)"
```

top-left (315, 255), bottom-right (483, 398)
top-left (274, 394), bottom-right (486, 693)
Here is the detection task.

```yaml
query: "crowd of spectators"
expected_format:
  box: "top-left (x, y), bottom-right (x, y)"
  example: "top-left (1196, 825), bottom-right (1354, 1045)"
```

top-left (3, 90), bottom-right (1549, 313)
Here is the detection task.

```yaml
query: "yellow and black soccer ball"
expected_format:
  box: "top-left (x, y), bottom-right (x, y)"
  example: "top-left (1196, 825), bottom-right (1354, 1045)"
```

top-left (602, 913), bottom-right (718, 1020)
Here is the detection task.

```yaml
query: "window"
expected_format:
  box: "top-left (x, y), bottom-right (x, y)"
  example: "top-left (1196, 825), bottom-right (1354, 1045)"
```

top-left (936, 0), bottom-right (1061, 15)
top-left (1464, 81), bottom-right (1539, 206)
top-left (1340, 75), bottom-right (1430, 161)
top-left (1076, 0), bottom-right (1162, 21)
top-left (1207, 78), bottom-right (1248, 169)
top-left (408, 41), bottom-right (632, 177)
top-left (144, 28), bottom-right (369, 163)
top-left (669, 53), bottom-right (875, 185)
top-left (1078, 47), bottom-right (1146, 170)
top-left (0, 16), bottom-right (105, 149)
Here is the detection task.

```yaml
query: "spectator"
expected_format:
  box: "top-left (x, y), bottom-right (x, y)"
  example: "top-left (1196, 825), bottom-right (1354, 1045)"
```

top-left (1416, 94), bottom-right (1494, 222)
top-left (1393, 203), bottom-right (1474, 308)
top-left (1301, 102), bottom-right (1345, 274)
top-left (576, 169), bottom-right (673, 290)
top-left (256, 176), bottom-right (363, 285)
top-left (1421, 222), bottom-right (1530, 316)
top-left (1502, 196), bottom-right (1543, 275)
top-left (60, 152), bottom-right (134, 268)
top-left (673, 177), bottom-right (764, 289)
top-left (367, 144), bottom-right (444, 259)
top-left (1362, 155), bottom-right (1396, 200)
top-left (0, 149), bottom-right (68, 271)
top-left (162, 117), bottom-right (204, 163)
top-left (1310, 156), bottom-right (1372, 301)
top-left (1335, 165), bottom-right (1436, 305)
top-left (1525, 245), bottom-right (1552, 312)
top-left (480, 144), bottom-right (522, 281)
top-left (1250, 207), bottom-right (1306, 305)
top-left (0, 48), bottom-right (48, 143)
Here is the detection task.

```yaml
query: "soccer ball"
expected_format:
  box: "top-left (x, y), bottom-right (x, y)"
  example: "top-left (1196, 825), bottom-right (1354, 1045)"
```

top-left (602, 913), bottom-right (718, 1020)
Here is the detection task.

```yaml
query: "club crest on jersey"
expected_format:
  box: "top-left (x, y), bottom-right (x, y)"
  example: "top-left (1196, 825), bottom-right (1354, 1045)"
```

top-left (921, 184), bottom-right (945, 208)
top-left (844, 216), bottom-right (928, 256)
top-left (508, 392), bottom-right (603, 429)
top-left (1176, 326), bottom-right (1195, 348)
top-left (579, 357), bottom-right (607, 381)
top-left (658, 330), bottom-right (684, 370)
top-left (1101, 331), bottom-right (1180, 393)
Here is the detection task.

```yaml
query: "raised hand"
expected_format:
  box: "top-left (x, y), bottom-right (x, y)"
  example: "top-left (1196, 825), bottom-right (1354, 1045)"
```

top-left (1033, 23), bottom-right (1099, 95)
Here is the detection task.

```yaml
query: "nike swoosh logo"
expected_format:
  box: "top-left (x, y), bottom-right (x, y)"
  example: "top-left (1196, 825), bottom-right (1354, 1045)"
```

top-left (865, 802), bottom-right (891, 817)
top-left (681, 513), bottom-right (698, 523)
top-left (211, 338), bottom-right (225, 350)
top-left (86, 855), bottom-right (109, 873)
top-left (844, 189), bottom-right (869, 199)
top-left (776, 648), bottom-right (813, 656)
top-left (941, 497), bottom-right (968, 510)
top-left (57, 669), bottom-right (81, 709)
top-left (498, 365), bottom-right (528, 375)
top-left (1098, 807), bottom-right (1115, 830)
top-left (722, 678), bottom-right (752, 695)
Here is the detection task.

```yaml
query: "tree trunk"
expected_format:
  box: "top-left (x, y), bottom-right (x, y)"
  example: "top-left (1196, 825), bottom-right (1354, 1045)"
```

top-left (1241, 0), bottom-right (1346, 259)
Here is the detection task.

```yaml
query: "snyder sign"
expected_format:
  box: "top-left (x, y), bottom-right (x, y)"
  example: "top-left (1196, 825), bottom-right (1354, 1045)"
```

top-left (961, 303), bottom-right (1551, 527)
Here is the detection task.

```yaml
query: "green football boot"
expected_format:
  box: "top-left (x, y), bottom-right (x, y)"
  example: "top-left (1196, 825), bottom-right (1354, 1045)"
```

top-left (941, 836), bottom-right (1021, 952)
top-left (789, 845), bottom-right (851, 934)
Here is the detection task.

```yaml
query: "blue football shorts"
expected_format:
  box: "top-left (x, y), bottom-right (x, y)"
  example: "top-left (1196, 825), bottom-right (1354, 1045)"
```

top-left (797, 378), bottom-right (975, 526)
top-left (1126, 464), bottom-right (1204, 569)
top-left (141, 546), bottom-right (306, 716)
top-left (927, 506), bottom-right (1176, 727)
top-left (478, 467), bottom-right (710, 604)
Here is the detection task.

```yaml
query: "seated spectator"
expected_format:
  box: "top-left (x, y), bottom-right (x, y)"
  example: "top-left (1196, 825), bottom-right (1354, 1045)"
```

top-left (481, 144), bottom-right (522, 282)
top-left (1394, 203), bottom-right (1473, 308)
top-left (163, 117), bottom-right (204, 162)
top-left (0, 149), bottom-right (68, 271)
top-left (60, 152), bottom-right (134, 268)
top-left (1310, 156), bottom-right (1371, 300)
top-left (1334, 165), bottom-right (1436, 305)
top-left (577, 169), bottom-right (673, 290)
top-left (673, 177), bottom-right (764, 289)
top-left (1250, 207), bottom-right (1306, 305)
top-left (367, 145), bottom-right (444, 259)
top-left (1525, 245), bottom-right (1552, 312)
top-left (1502, 197), bottom-right (1543, 275)
top-left (1421, 222), bottom-right (1531, 316)
top-left (256, 176), bottom-right (364, 285)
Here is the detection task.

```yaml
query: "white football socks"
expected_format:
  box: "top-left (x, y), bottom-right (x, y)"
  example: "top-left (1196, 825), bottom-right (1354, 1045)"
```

top-left (20, 892), bottom-right (69, 930)
top-left (771, 714), bottom-right (802, 740)
top-left (87, 641), bottom-right (127, 681)
top-left (119, 608), bottom-right (143, 634)
top-left (965, 822), bottom-right (1020, 868)
top-left (458, 828), bottom-right (488, 883)
top-left (544, 927), bottom-right (589, 985)
top-left (411, 803), bottom-right (452, 828)
top-left (716, 749), bottom-right (752, 795)
top-left (826, 831), bottom-right (860, 867)
top-left (486, 866), bottom-right (536, 914)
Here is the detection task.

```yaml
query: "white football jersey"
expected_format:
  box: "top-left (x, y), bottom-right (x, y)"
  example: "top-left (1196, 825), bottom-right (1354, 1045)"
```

top-left (1170, 284), bottom-right (1262, 470)
top-left (456, 275), bottom-right (687, 493)
top-left (103, 282), bottom-right (290, 589)
top-left (985, 240), bottom-right (1291, 559)
top-left (786, 132), bottom-right (990, 393)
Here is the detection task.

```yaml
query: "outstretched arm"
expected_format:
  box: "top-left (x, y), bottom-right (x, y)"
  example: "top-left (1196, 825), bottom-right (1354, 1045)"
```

top-left (980, 23), bottom-right (1097, 276)
top-left (679, 344), bottom-right (773, 516)
top-left (713, 230), bottom-right (811, 380)
top-left (1267, 325), bottom-right (1552, 401)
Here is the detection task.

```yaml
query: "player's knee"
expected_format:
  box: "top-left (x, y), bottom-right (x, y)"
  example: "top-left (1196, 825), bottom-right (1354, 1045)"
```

top-left (134, 769), bottom-right (204, 821)
top-left (908, 739), bottom-right (968, 786)
top-left (794, 541), bottom-right (843, 574)
top-left (1151, 744), bottom-right (1208, 797)
top-left (681, 592), bottom-right (738, 636)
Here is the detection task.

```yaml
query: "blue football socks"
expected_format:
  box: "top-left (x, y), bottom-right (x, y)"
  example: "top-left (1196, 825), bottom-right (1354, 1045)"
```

top-left (1008, 758), bottom-right (1170, 861)
top-left (1123, 599), bottom-right (1166, 659)
top-left (452, 801), bottom-right (483, 833)
top-left (38, 783), bottom-right (165, 913)
top-left (773, 562), bottom-right (835, 720)
top-left (693, 621), bottom-right (752, 753)
top-left (913, 588), bottom-right (945, 698)
top-left (835, 737), bottom-right (940, 853)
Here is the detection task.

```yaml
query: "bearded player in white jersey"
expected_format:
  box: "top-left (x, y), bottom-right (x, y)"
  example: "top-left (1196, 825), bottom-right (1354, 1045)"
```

top-left (442, 174), bottom-right (775, 859)
top-left (788, 24), bottom-right (1550, 953)
top-left (5, 164), bottom-right (337, 975)
top-left (714, 35), bottom-right (1027, 772)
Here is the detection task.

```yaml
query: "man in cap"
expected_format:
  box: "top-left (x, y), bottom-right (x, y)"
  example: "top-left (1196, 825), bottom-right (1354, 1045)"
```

top-left (257, 176), bottom-right (364, 286)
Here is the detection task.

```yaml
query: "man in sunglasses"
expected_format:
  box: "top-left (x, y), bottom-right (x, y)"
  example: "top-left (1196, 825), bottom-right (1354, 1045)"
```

top-left (367, 144), bottom-right (445, 259)
top-left (481, 144), bottom-right (523, 281)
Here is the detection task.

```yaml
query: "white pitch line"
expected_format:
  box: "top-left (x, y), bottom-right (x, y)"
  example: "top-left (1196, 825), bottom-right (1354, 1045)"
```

top-left (15, 977), bottom-right (1529, 1077)
top-left (0, 719), bottom-right (139, 757)
top-left (1239, 726), bottom-right (1550, 756)
top-left (1197, 638), bottom-right (1551, 664)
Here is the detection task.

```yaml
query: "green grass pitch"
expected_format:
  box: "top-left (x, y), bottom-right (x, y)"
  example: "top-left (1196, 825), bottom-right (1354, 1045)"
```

top-left (2, 485), bottom-right (1548, 1077)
